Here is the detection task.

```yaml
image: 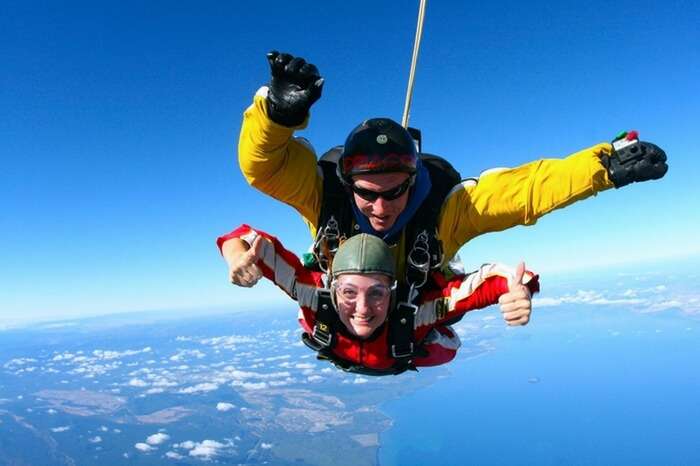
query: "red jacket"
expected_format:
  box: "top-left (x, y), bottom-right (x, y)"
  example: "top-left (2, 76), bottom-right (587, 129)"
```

top-left (218, 225), bottom-right (539, 371)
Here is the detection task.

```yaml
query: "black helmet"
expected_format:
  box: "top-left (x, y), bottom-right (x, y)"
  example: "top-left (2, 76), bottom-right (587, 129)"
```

top-left (337, 118), bottom-right (418, 185)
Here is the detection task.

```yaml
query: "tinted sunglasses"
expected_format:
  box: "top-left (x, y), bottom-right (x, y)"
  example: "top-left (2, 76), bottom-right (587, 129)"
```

top-left (350, 177), bottom-right (413, 202)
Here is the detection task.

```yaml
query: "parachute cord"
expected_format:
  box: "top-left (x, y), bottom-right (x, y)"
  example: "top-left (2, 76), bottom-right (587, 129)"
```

top-left (401, 0), bottom-right (427, 129)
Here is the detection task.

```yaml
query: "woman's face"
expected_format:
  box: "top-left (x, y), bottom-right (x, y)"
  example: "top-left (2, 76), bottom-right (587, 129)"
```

top-left (334, 273), bottom-right (392, 339)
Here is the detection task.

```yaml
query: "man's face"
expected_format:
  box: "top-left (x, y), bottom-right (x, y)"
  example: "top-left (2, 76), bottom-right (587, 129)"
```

top-left (334, 273), bottom-right (392, 339)
top-left (351, 172), bottom-right (411, 232)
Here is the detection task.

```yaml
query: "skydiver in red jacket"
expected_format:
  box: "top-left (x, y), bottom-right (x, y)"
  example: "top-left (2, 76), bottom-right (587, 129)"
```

top-left (218, 226), bottom-right (539, 375)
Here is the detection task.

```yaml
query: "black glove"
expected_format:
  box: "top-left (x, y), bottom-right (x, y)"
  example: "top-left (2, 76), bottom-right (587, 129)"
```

top-left (265, 51), bottom-right (324, 127)
top-left (601, 131), bottom-right (668, 188)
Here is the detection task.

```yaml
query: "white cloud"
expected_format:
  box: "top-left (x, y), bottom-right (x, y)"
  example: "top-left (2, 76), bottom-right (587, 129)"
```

top-left (146, 433), bottom-right (170, 445)
top-left (216, 402), bottom-right (236, 412)
top-left (307, 375), bottom-right (323, 383)
top-left (166, 451), bottom-right (184, 459)
top-left (268, 379), bottom-right (292, 387)
top-left (534, 290), bottom-right (645, 308)
top-left (231, 381), bottom-right (268, 390)
top-left (169, 349), bottom-right (206, 362)
top-left (128, 378), bottom-right (148, 387)
top-left (353, 377), bottom-right (368, 384)
top-left (200, 335), bottom-right (256, 349)
top-left (88, 436), bottom-right (102, 443)
top-left (260, 442), bottom-right (273, 449)
top-left (534, 285), bottom-right (700, 316)
top-left (3, 358), bottom-right (37, 369)
top-left (188, 440), bottom-right (229, 460)
top-left (294, 363), bottom-right (315, 370)
top-left (134, 443), bottom-right (155, 452)
top-left (51, 426), bottom-right (70, 433)
top-left (645, 300), bottom-right (683, 312)
top-left (179, 383), bottom-right (219, 394)
top-left (264, 355), bottom-right (291, 362)
top-left (145, 388), bottom-right (164, 395)
top-left (150, 376), bottom-right (178, 387)
top-left (52, 352), bottom-right (76, 361)
top-left (216, 368), bottom-right (291, 384)
top-left (174, 440), bottom-right (196, 450)
top-left (92, 347), bottom-right (151, 360)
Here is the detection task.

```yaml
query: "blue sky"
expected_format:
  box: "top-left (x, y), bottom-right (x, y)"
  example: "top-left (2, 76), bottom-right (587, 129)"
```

top-left (2, 1), bottom-right (698, 325)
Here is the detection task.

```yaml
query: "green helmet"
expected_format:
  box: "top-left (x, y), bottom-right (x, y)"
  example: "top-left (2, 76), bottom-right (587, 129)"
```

top-left (331, 234), bottom-right (395, 279)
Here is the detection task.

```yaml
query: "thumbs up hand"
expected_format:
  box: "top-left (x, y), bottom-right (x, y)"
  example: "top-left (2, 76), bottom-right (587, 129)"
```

top-left (498, 262), bottom-right (533, 326)
top-left (226, 236), bottom-right (264, 288)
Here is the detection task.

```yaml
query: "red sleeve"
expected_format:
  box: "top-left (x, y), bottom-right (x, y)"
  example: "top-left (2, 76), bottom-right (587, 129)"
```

top-left (417, 265), bottom-right (540, 328)
top-left (449, 272), bottom-right (540, 317)
top-left (215, 224), bottom-right (322, 295)
top-left (216, 224), bottom-right (254, 254)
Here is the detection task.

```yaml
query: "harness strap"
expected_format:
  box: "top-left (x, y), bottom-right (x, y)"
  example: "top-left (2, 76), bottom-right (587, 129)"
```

top-left (389, 301), bottom-right (417, 360)
top-left (315, 154), bottom-right (353, 270)
top-left (306, 289), bottom-right (336, 349)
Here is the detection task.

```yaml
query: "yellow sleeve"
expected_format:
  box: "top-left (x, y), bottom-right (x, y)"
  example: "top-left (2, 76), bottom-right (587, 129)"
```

top-left (237, 89), bottom-right (323, 235)
top-left (438, 143), bottom-right (615, 260)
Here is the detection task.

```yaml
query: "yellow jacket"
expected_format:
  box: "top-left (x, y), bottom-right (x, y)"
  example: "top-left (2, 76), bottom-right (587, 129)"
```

top-left (238, 89), bottom-right (615, 264)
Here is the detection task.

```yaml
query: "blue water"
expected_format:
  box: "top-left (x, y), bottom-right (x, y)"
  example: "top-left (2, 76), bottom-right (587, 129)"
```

top-left (379, 306), bottom-right (700, 466)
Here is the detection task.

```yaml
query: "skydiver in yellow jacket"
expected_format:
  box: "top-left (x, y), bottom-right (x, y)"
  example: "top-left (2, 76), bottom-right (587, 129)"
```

top-left (229, 51), bottom-right (668, 291)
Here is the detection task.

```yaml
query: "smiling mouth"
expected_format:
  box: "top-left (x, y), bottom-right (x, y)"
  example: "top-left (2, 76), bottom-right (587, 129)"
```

top-left (351, 315), bottom-right (374, 325)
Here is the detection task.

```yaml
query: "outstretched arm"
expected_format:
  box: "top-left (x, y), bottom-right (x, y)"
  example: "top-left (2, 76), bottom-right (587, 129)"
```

top-left (238, 52), bottom-right (326, 234)
top-left (415, 263), bottom-right (540, 330)
top-left (438, 144), bottom-right (614, 260)
top-left (438, 132), bottom-right (668, 261)
top-left (217, 225), bottom-right (321, 300)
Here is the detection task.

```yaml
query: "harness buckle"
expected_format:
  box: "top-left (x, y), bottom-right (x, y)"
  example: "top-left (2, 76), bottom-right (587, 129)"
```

top-left (391, 301), bottom-right (418, 359)
top-left (397, 301), bottom-right (419, 315)
top-left (407, 231), bottom-right (431, 270)
top-left (313, 216), bottom-right (342, 273)
top-left (312, 323), bottom-right (332, 348)
top-left (311, 288), bottom-right (334, 348)
top-left (406, 230), bottom-right (431, 290)
top-left (391, 342), bottom-right (414, 359)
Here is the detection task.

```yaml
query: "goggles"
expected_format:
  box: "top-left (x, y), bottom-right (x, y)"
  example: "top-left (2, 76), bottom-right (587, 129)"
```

top-left (350, 177), bottom-right (413, 202)
top-left (333, 282), bottom-right (393, 306)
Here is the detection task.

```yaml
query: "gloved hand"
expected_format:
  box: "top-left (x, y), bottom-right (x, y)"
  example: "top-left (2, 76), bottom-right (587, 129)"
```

top-left (602, 131), bottom-right (668, 188)
top-left (266, 51), bottom-right (324, 127)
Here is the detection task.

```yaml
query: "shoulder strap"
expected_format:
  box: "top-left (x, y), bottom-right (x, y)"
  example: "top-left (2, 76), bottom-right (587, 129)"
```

top-left (318, 147), bottom-right (354, 237)
top-left (315, 147), bottom-right (354, 271)
top-left (301, 289), bottom-right (338, 351)
top-left (404, 154), bottom-right (463, 291)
